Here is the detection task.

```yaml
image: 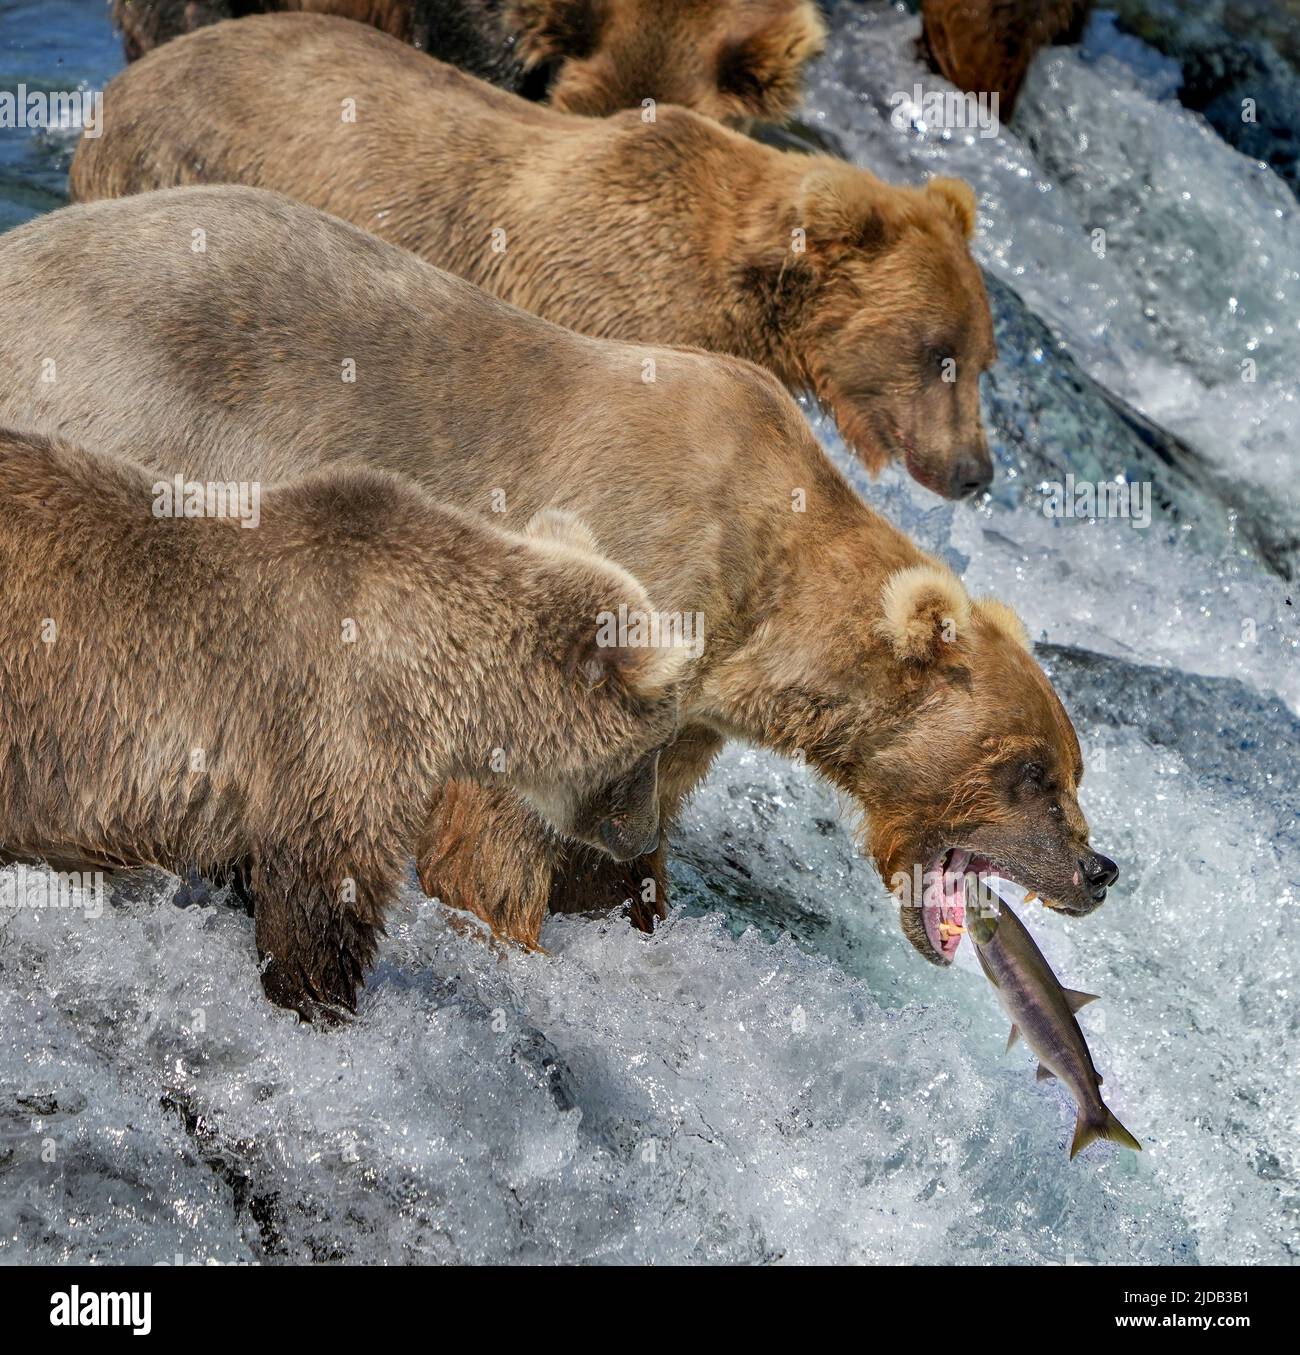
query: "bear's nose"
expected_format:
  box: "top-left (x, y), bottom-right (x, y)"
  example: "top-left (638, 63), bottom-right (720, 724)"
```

top-left (1079, 851), bottom-right (1119, 900)
top-left (599, 815), bottom-right (660, 862)
top-left (949, 453), bottom-right (993, 499)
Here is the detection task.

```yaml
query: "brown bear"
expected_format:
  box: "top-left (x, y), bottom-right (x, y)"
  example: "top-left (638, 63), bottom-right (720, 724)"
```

top-left (0, 186), bottom-right (1116, 967)
top-left (69, 12), bottom-right (997, 501)
top-left (107, 0), bottom-right (827, 126)
top-left (920, 0), bottom-right (1092, 118)
top-left (0, 423), bottom-right (686, 1016)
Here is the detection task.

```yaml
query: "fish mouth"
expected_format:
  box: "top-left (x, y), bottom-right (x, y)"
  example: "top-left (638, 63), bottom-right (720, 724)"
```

top-left (921, 847), bottom-right (1073, 963)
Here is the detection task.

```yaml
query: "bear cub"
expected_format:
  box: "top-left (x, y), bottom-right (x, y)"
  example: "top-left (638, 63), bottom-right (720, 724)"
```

top-left (0, 428), bottom-right (684, 1016)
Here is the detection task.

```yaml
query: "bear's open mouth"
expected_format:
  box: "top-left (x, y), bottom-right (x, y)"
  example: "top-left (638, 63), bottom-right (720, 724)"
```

top-left (921, 846), bottom-right (1046, 963)
top-left (923, 847), bottom-right (977, 963)
top-left (921, 847), bottom-right (1074, 962)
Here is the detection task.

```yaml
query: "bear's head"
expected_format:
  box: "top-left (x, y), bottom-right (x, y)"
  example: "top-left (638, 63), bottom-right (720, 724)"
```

top-left (511, 508), bottom-right (687, 861)
top-left (860, 564), bottom-right (1115, 963)
top-left (507, 0), bottom-right (826, 125)
top-left (724, 541), bottom-right (1114, 964)
top-left (763, 164), bottom-right (997, 500)
top-left (921, 0), bottom-right (1092, 116)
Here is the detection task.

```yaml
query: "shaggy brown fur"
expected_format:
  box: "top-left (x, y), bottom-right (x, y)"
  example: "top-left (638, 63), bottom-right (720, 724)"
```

top-left (0, 186), bottom-right (1109, 965)
top-left (508, 0), bottom-right (826, 123)
top-left (920, 0), bottom-right (1092, 117)
top-left (107, 0), bottom-right (826, 125)
top-left (0, 425), bottom-right (683, 1014)
top-left (70, 13), bottom-right (996, 501)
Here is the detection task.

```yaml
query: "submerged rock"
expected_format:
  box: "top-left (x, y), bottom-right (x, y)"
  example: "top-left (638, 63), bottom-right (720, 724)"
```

top-left (981, 272), bottom-right (1298, 579)
top-left (1040, 641), bottom-right (1300, 828)
top-left (1112, 0), bottom-right (1300, 200)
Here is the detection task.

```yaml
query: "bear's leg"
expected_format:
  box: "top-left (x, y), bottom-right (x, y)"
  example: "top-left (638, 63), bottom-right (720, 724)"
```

top-left (543, 723), bottom-right (721, 929)
top-left (250, 848), bottom-right (390, 1020)
top-left (415, 779), bottom-right (555, 949)
top-left (547, 838), bottom-right (668, 931)
top-left (418, 726), bottom-right (725, 940)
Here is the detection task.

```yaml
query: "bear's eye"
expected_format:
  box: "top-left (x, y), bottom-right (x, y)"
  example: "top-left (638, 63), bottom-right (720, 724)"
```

top-left (1019, 760), bottom-right (1047, 788)
top-left (922, 342), bottom-right (956, 375)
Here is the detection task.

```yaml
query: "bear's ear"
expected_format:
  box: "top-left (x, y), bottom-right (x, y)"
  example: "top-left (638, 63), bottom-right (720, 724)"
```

top-left (798, 163), bottom-right (898, 251)
top-left (875, 564), bottom-right (971, 663)
top-left (507, 0), bottom-right (604, 65)
top-left (568, 629), bottom-right (637, 693)
top-left (973, 597), bottom-right (1032, 652)
top-left (524, 507), bottom-right (603, 557)
top-left (716, 2), bottom-right (828, 120)
top-left (567, 627), bottom-right (688, 700)
top-left (926, 176), bottom-right (978, 239)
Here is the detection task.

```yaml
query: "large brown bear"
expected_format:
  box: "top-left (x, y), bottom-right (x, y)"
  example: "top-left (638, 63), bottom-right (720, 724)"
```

top-left (70, 13), bottom-right (997, 501)
top-left (0, 186), bottom-right (1118, 967)
top-left (0, 425), bottom-right (685, 1015)
top-left (920, 0), bottom-right (1092, 118)
top-left (108, 0), bottom-right (827, 126)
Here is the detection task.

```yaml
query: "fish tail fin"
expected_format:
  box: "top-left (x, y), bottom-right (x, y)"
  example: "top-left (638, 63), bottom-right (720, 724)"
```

top-left (1104, 1109), bottom-right (1143, 1154)
top-left (1070, 1105), bottom-right (1142, 1160)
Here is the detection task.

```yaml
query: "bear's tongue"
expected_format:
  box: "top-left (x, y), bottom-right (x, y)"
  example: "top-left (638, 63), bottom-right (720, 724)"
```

top-left (923, 847), bottom-right (971, 964)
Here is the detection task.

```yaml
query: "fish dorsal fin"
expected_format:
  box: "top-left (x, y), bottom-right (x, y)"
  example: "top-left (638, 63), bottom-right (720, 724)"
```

top-left (1005, 1024), bottom-right (1019, 1053)
top-left (1064, 988), bottom-right (1100, 1013)
top-left (1036, 1063), bottom-right (1055, 1082)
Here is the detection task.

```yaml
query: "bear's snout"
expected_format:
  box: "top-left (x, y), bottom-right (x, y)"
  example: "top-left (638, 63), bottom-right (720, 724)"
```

top-left (948, 449), bottom-right (993, 500)
top-left (598, 815), bottom-right (661, 862)
top-left (1079, 850), bottom-right (1119, 902)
